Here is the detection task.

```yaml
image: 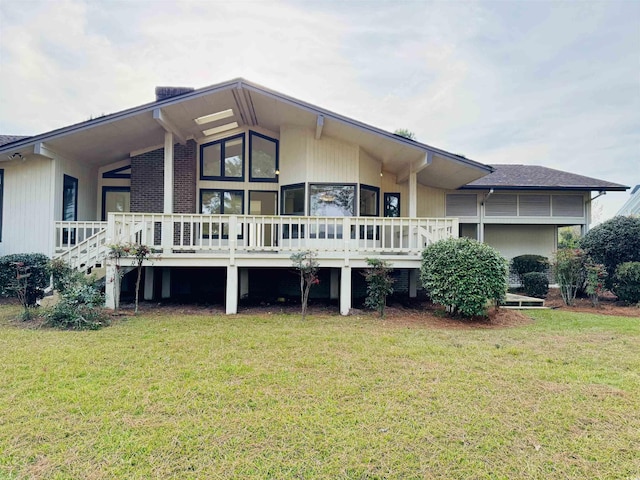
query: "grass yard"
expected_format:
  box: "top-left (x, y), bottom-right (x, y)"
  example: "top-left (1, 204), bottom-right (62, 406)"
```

top-left (0, 306), bottom-right (639, 479)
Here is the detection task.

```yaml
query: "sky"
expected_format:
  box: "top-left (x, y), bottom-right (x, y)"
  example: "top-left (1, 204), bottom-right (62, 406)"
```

top-left (0, 0), bottom-right (638, 222)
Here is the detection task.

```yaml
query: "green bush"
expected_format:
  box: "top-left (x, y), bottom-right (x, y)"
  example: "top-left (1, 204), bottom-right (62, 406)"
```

top-left (0, 253), bottom-right (49, 305)
top-left (511, 254), bottom-right (550, 284)
top-left (554, 249), bottom-right (585, 306)
top-left (613, 262), bottom-right (640, 304)
top-left (420, 237), bottom-right (508, 318)
top-left (363, 258), bottom-right (394, 318)
top-left (522, 272), bottom-right (549, 298)
top-left (580, 216), bottom-right (640, 289)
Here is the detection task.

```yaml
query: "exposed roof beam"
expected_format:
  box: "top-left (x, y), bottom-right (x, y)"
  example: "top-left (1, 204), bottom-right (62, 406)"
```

top-left (397, 151), bottom-right (433, 183)
top-left (315, 115), bottom-right (324, 140)
top-left (153, 108), bottom-right (186, 145)
top-left (232, 85), bottom-right (257, 126)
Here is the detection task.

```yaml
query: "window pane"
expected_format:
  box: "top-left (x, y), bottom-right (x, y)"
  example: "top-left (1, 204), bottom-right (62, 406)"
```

top-left (360, 186), bottom-right (378, 216)
top-left (202, 143), bottom-right (221, 177)
top-left (282, 185), bottom-right (305, 215)
top-left (224, 191), bottom-right (243, 214)
top-left (251, 134), bottom-right (277, 180)
top-left (224, 138), bottom-right (243, 178)
top-left (104, 190), bottom-right (130, 220)
top-left (201, 191), bottom-right (221, 214)
top-left (310, 184), bottom-right (355, 216)
top-left (63, 175), bottom-right (78, 221)
top-left (384, 193), bottom-right (400, 217)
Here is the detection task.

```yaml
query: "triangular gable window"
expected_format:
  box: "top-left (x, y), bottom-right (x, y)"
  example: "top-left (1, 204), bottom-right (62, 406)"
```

top-left (102, 165), bottom-right (131, 179)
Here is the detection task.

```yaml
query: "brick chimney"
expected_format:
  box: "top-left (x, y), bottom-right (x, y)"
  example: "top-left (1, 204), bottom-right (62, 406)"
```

top-left (155, 86), bottom-right (195, 101)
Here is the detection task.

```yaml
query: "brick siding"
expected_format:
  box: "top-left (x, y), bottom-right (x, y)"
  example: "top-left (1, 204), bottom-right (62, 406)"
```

top-left (131, 148), bottom-right (164, 213)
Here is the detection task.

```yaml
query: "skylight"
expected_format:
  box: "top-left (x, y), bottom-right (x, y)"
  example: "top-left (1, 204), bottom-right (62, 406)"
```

top-left (194, 109), bottom-right (234, 125)
top-left (202, 122), bottom-right (239, 136)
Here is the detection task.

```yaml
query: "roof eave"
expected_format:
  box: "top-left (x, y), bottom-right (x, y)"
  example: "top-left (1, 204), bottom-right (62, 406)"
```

top-left (460, 185), bottom-right (629, 192)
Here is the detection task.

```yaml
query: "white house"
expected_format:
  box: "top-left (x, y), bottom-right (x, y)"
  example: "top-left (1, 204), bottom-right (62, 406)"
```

top-left (616, 185), bottom-right (640, 216)
top-left (0, 79), bottom-right (628, 314)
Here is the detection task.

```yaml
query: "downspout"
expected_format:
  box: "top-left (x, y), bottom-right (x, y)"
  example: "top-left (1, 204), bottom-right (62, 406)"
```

top-left (479, 188), bottom-right (494, 242)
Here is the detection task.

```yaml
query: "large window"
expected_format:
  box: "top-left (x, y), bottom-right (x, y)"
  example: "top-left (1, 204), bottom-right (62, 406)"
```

top-left (63, 175), bottom-right (78, 221)
top-left (0, 169), bottom-right (3, 242)
top-left (360, 185), bottom-right (379, 216)
top-left (249, 131), bottom-right (278, 182)
top-left (384, 192), bottom-right (400, 217)
top-left (200, 189), bottom-right (244, 238)
top-left (281, 184), bottom-right (305, 215)
top-left (200, 134), bottom-right (245, 181)
top-left (309, 184), bottom-right (356, 217)
top-left (102, 187), bottom-right (131, 221)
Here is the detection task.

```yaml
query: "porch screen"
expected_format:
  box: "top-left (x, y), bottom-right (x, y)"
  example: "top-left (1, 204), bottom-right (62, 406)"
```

top-left (446, 194), bottom-right (477, 217)
top-left (552, 195), bottom-right (584, 217)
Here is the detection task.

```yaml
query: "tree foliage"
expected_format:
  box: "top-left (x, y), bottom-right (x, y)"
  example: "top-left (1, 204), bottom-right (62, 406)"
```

top-left (579, 216), bottom-right (640, 289)
top-left (393, 128), bottom-right (417, 140)
top-left (511, 254), bottom-right (550, 284)
top-left (613, 262), bottom-right (640, 304)
top-left (0, 253), bottom-right (49, 304)
top-left (363, 258), bottom-right (394, 317)
top-left (420, 238), bottom-right (508, 318)
top-left (522, 272), bottom-right (549, 299)
top-left (553, 249), bottom-right (585, 306)
top-left (291, 251), bottom-right (320, 320)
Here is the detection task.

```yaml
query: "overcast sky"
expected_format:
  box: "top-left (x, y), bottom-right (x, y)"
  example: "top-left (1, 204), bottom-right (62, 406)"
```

top-left (1, 0), bottom-right (638, 221)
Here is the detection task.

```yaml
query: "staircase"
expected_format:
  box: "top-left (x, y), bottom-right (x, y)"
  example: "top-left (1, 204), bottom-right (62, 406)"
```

top-left (54, 228), bottom-right (109, 280)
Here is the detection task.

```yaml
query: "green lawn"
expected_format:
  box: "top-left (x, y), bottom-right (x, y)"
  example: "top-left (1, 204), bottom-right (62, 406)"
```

top-left (0, 306), bottom-right (638, 479)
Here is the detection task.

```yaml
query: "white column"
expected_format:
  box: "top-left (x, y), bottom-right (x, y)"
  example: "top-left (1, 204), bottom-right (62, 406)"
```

top-left (340, 266), bottom-right (351, 316)
top-left (240, 268), bottom-right (249, 299)
top-left (409, 269), bottom-right (418, 298)
top-left (409, 171), bottom-right (417, 218)
top-left (161, 268), bottom-right (171, 299)
top-left (105, 264), bottom-right (116, 309)
top-left (226, 265), bottom-right (238, 314)
top-left (330, 268), bottom-right (339, 300)
top-left (163, 131), bottom-right (174, 214)
top-left (144, 266), bottom-right (154, 300)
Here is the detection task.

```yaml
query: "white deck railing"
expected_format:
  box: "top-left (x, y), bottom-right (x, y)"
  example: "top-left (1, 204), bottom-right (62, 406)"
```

top-left (54, 221), bottom-right (108, 251)
top-left (102, 213), bottom-right (458, 256)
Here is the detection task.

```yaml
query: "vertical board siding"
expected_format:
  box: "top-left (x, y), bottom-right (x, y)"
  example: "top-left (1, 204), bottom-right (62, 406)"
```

top-left (279, 125), bottom-right (308, 185)
top-left (381, 172), bottom-right (408, 216)
top-left (307, 134), bottom-right (358, 183)
top-left (1, 158), bottom-right (53, 255)
top-left (358, 148), bottom-right (382, 187)
top-left (418, 185), bottom-right (446, 217)
top-left (55, 155), bottom-right (98, 221)
top-left (484, 224), bottom-right (556, 260)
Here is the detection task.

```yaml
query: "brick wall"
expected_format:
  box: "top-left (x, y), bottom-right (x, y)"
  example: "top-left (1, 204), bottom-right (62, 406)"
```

top-left (131, 148), bottom-right (164, 213)
top-left (173, 140), bottom-right (196, 214)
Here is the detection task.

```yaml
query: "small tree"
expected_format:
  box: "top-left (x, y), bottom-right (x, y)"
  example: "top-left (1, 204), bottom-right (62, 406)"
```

top-left (107, 244), bottom-right (127, 314)
top-left (129, 244), bottom-right (152, 315)
top-left (584, 261), bottom-right (607, 307)
top-left (9, 262), bottom-right (32, 320)
top-left (363, 258), bottom-right (394, 318)
top-left (553, 249), bottom-right (585, 306)
top-left (420, 238), bottom-right (508, 318)
top-left (291, 251), bottom-right (319, 320)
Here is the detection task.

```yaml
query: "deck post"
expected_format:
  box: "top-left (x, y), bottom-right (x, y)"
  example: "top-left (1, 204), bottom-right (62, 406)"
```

top-left (330, 268), bottom-right (339, 300)
top-left (105, 264), bottom-right (116, 309)
top-left (226, 265), bottom-right (238, 314)
top-left (340, 266), bottom-right (351, 315)
top-left (240, 268), bottom-right (249, 299)
top-left (161, 268), bottom-right (171, 299)
top-left (144, 266), bottom-right (154, 300)
top-left (409, 268), bottom-right (418, 298)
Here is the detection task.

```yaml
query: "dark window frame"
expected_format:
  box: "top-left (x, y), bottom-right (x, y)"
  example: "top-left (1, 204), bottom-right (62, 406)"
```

top-left (359, 184), bottom-right (380, 217)
top-left (0, 169), bottom-right (3, 242)
top-left (199, 133), bottom-right (246, 181)
top-left (62, 174), bottom-right (78, 221)
top-left (248, 190), bottom-right (279, 215)
top-left (384, 192), bottom-right (401, 217)
top-left (101, 186), bottom-right (131, 221)
top-left (249, 131), bottom-right (279, 183)
top-left (280, 183), bottom-right (306, 216)
top-left (308, 183), bottom-right (357, 217)
top-left (199, 188), bottom-right (245, 239)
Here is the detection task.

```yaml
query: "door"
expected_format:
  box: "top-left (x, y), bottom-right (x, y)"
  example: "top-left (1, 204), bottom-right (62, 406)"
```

top-left (249, 191), bottom-right (277, 247)
top-left (62, 175), bottom-right (78, 244)
top-left (102, 187), bottom-right (131, 221)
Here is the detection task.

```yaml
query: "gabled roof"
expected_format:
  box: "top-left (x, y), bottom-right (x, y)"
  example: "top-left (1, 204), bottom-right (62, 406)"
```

top-left (0, 78), bottom-right (491, 189)
top-left (461, 164), bottom-right (628, 192)
top-left (0, 135), bottom-right (30, 147)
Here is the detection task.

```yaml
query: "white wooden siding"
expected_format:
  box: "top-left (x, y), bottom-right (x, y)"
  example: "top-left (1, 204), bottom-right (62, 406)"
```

top-left (54, 154), bottom-right (98, 221)
top-left (307, 132), bottom-right (358, 183)
top-left (0, 158), bottom-right (53, 256)
top-left (359, 148), bottom-right (382, 187)
top-left (279, 125), bottom-right (308, 185)
top-left (417, 185), bottom-right (445, 217)
top-left (484, 224), bottom-right (556, 260)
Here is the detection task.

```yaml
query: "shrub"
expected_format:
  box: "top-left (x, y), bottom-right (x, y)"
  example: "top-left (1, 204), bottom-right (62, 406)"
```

top-left (45, 282), bottom-right (110, 330)
top-left (363, 258), bottom-right (394, 318)
top-left (420, 238), bottom-right (508, 318)
top-left (522, 272), bottom-right (549, 298)
top-left (0, 253), bottom-right (49, 304)
top-left (511, 255), bottom-right (550, 284)
top-left (579, 216), bottom-right (640, 289)
top-left (584, 261), bottom-right (607, 307)
top-left (613, 262), bottom-right (640, 304)
top-left (554, 249), bottom-right (585, 306)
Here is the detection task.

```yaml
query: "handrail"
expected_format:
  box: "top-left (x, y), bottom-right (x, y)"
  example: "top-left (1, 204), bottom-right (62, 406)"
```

top-left (53, 228), bottom-right (108, 273)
